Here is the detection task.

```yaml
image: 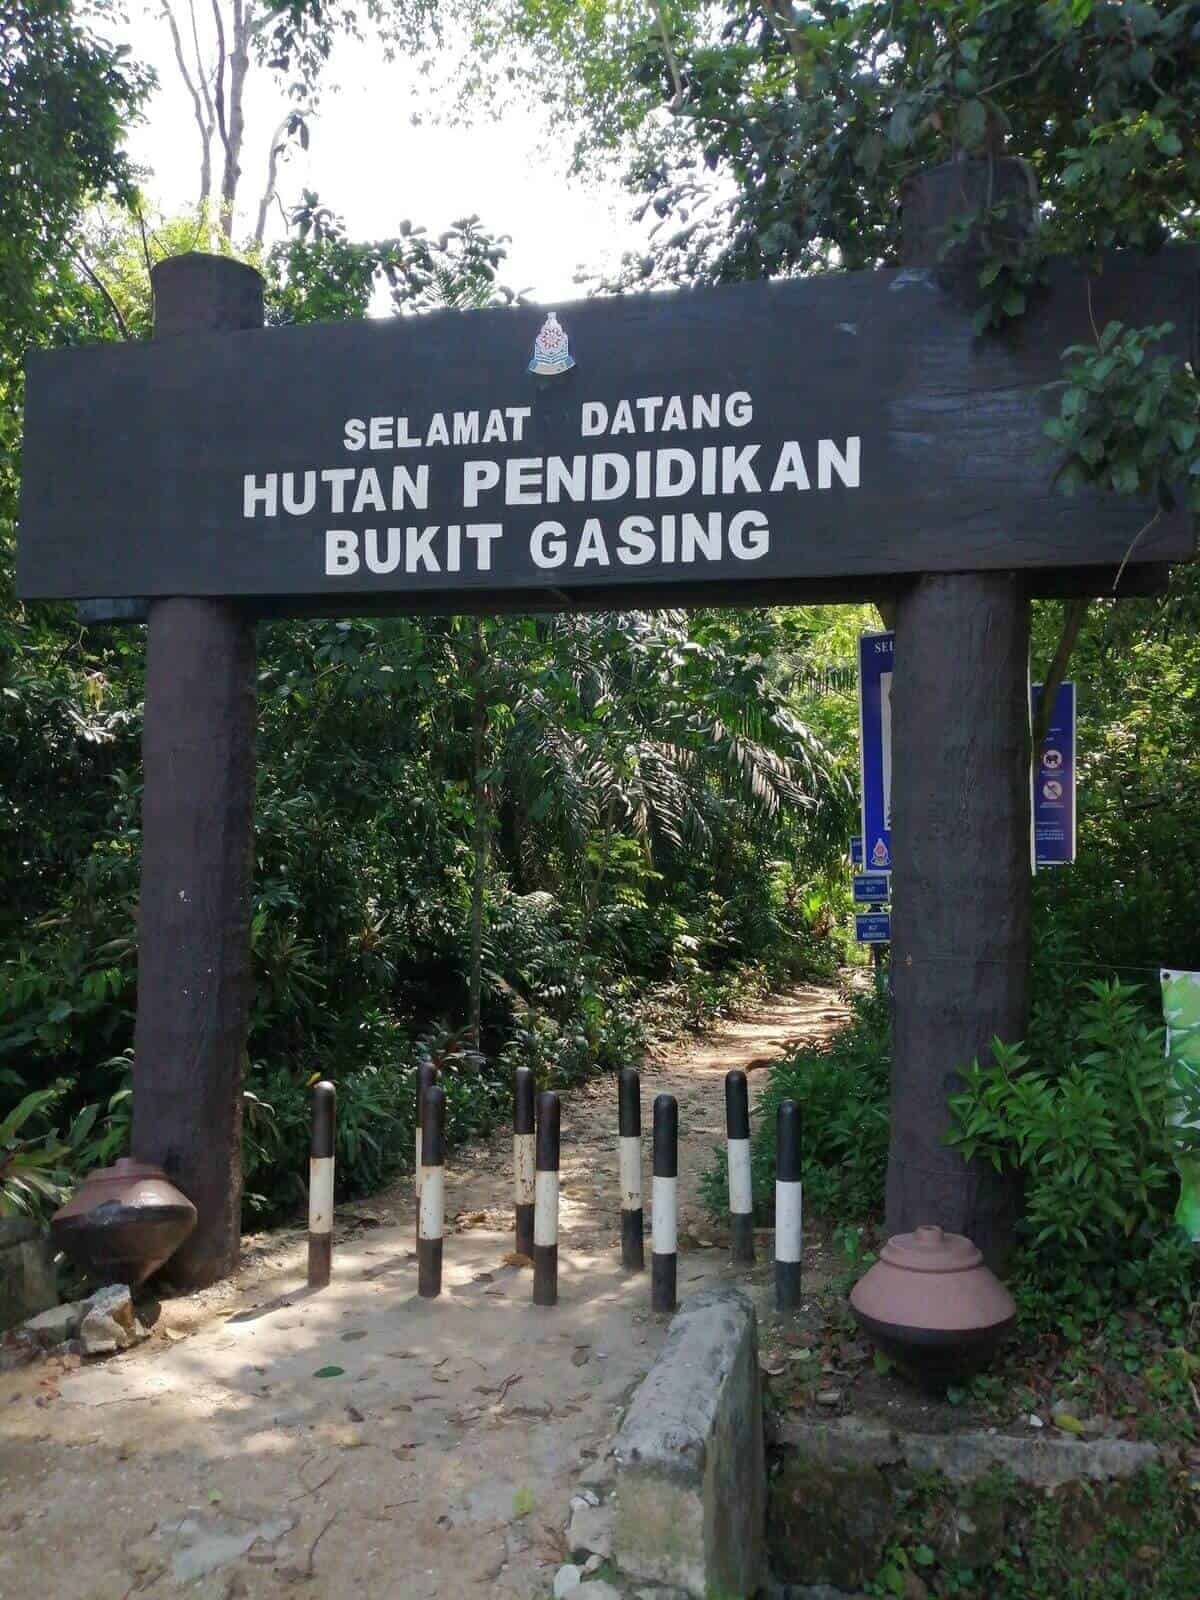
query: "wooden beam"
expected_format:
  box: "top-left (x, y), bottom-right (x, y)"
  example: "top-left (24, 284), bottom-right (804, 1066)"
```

top-left (130, 254), bottom-right (263, 1288)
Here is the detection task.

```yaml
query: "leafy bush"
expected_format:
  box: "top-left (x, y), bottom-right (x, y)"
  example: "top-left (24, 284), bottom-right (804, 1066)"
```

top-left (0, 1078), bottom-right (129, 1218)
top-left (948, 979), bottom-right (1200, 1331)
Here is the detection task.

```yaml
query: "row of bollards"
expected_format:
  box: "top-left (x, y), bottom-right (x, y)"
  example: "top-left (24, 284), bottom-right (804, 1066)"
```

top-left (306, 1062), bottom-right (801, 1314)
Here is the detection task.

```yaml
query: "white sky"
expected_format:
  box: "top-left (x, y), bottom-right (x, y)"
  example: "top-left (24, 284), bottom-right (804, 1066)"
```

top-left (117, 8), bottom-right (653, 304)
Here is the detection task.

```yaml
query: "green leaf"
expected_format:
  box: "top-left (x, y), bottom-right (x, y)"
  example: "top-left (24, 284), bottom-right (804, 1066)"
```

top-left (313, 1365), bottom-right (345, 1379)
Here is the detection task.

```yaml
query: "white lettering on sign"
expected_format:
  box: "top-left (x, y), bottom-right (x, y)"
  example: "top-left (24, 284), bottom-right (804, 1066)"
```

top-left (343, 408), bottom-right (532, 452)
top-left (246, 390), bottom-right (862, 586)
top-left (526, 511), bottom-right (770, 571)
top-left (580, 392), bottom-right (752, 436)
top-left (326, 525), bottom-right (503, 576)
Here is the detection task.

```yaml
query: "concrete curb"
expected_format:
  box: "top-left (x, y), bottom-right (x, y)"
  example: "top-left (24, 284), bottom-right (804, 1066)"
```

top-left (611, 1286), bottom-right (765, 1599)
top-left (776, 1415), bottom-right (1172, 1489)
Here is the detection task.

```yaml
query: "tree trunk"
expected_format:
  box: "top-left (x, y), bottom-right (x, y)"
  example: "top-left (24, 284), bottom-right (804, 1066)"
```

top-left (211, 0), bottom-right (249, 237)
top-left (884, 158), bottom-right (1038, 1269)
top-left (887, 573), bottom-right (1031, 1267)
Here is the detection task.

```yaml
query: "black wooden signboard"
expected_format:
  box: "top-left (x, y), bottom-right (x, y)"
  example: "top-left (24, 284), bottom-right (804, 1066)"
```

top-left (18, 250), bottom-right (1196, 610)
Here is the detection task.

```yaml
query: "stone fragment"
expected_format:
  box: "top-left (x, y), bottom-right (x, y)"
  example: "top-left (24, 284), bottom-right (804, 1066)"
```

top-left (78, 1284), bottom-right (147, 1357)
top-left (24, 1302), bottom-right (81, 1347)
top-left (582, 1554), bottom-right (604, 1574)
top-left (611, 1287), bottom-right (765, 1600)
top-left (568, 1500), bottom-right (613, 1559)
top-left (563, 1582), bottom-right (622, 1600)
top-left (578, 1456), bottom-right (616, 1488)
top-left (554, 1564), bottom-right (582, 1598)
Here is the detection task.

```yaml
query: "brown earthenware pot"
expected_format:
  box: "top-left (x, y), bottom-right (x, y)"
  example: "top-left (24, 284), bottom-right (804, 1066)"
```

top-left (849, 1225), bottom-right (1016, 1390)
top-left (51, 1158), bottom-right (197, 1288)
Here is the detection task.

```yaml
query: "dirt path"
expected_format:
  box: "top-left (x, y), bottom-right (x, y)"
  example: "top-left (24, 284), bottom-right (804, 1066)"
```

top-left (0, 985), bottom-right (846, 1600)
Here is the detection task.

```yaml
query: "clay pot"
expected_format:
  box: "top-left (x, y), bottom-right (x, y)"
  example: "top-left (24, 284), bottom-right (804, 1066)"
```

top-left (51, 1158), bottom-right (197, 1288)
top-left (850, 1225), bottom-right (1016, 1390)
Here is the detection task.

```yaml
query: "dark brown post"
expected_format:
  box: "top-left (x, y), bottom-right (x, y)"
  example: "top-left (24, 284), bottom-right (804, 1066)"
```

top-left (618, 1068), bottom-right (644, 1272)
top-left (651, 1094), bottom-right (678, 1314)
top-left (418, 1083), bottom-right (446, 1298)
top-left (533, 1091), bottom-right (560, 1307)
top-left (514, 1065), bottom-right (536, 1259)
top-left (130, 254), bottom-right (264, 1288)
top-left (307, 1081), bottom-right (336, 1290)
top-left (888, 163), bottom-right (1033, 1267)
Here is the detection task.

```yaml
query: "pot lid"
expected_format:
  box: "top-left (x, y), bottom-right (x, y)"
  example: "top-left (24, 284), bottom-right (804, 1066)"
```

top-left (879, 1224), bottom-right (982, 1274)
top-left (92, 1157), bottom-right (169, 1181)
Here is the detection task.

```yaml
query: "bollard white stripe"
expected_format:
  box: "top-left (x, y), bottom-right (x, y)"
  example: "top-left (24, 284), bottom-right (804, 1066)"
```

top-left (652, 1175), bottom-right (677, 1255)
top-left (775, 1179), bottom-right (803, 1262)
top-left (514, 1132), bottom-right (536, 1205)
top-left (534, 1170), bottom-right (559, 1247)
top-left (419, 1166), bottom-right (444, 1241)
top-left (619, 1136), bottom-right (642, 1210)
top-left (415, 1127), bottom-right (423, 1197)
top-left (309, 1156), bottom-right (334, 1235)
top-left (727, 1138), bottom-right (752, 1215)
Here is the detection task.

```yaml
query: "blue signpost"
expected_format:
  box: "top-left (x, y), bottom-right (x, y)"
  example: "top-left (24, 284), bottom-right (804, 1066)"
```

top-left (1032, 681), bottom-right (1076, 868)
top-left (858, 632), bottom-right (894, 872)
top-left (855, 913), bottom-right (892, 944)
top-left (853, 873), bottom-right (891, 905)
top-left (850, 835), bottom-right (864, 869)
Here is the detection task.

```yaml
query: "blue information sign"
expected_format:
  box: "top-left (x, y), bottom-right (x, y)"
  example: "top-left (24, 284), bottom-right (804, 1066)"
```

top-left (855, 912), bottom-right (891, 944)
top-left (1032, 681), bottom-right (1076, 868)
top-left (858, 632), bottom-right (894, 871)
top-left (853, 873), bottom-right (891, 905)
top-left (850, 835), bottom-right (864, 868)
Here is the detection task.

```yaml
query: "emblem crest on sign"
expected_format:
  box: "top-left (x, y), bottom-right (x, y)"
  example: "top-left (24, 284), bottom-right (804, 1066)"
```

top-left (528, 313), bottom-right (575, 375)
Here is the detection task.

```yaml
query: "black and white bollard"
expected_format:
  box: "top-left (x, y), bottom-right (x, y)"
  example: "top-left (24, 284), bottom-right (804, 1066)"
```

top-left (307, 1080), bottom-right (336, 1290)
top-left (418, 1082), bottom-right (445, 1299)
top-left (618, 1067), bottom-right (645, 1272)
top-left (415, 1060), bottom-right (438, 1247)
top-left (725, 1069), bottom-right (755, 1265)
top-left (514, 1065), bottom-right (536, 1259)
top-left (533, 1091), bottom-right (560, 1307)
top-left (775, 1098), bottom-right (803, 1313)
top-left (651, 1093), bottom-right (678, 1314)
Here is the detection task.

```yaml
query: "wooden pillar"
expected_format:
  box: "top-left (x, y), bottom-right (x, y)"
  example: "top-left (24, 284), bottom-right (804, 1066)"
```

top-left (886, 163), bottom-right (1034, 1267)
top-left (888, 574), bottom-right (1030, 1264)
top-left (131, 254), bottom-right (263, 1288)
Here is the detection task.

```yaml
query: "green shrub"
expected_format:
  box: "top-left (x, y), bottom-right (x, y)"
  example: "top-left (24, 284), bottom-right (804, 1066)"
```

top-left (948, 978), bottom-right (1200, 1330)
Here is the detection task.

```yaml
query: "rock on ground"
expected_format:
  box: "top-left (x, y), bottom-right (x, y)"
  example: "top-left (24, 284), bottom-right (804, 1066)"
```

top-left (78, 1283), bottom-right (148, 1357)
